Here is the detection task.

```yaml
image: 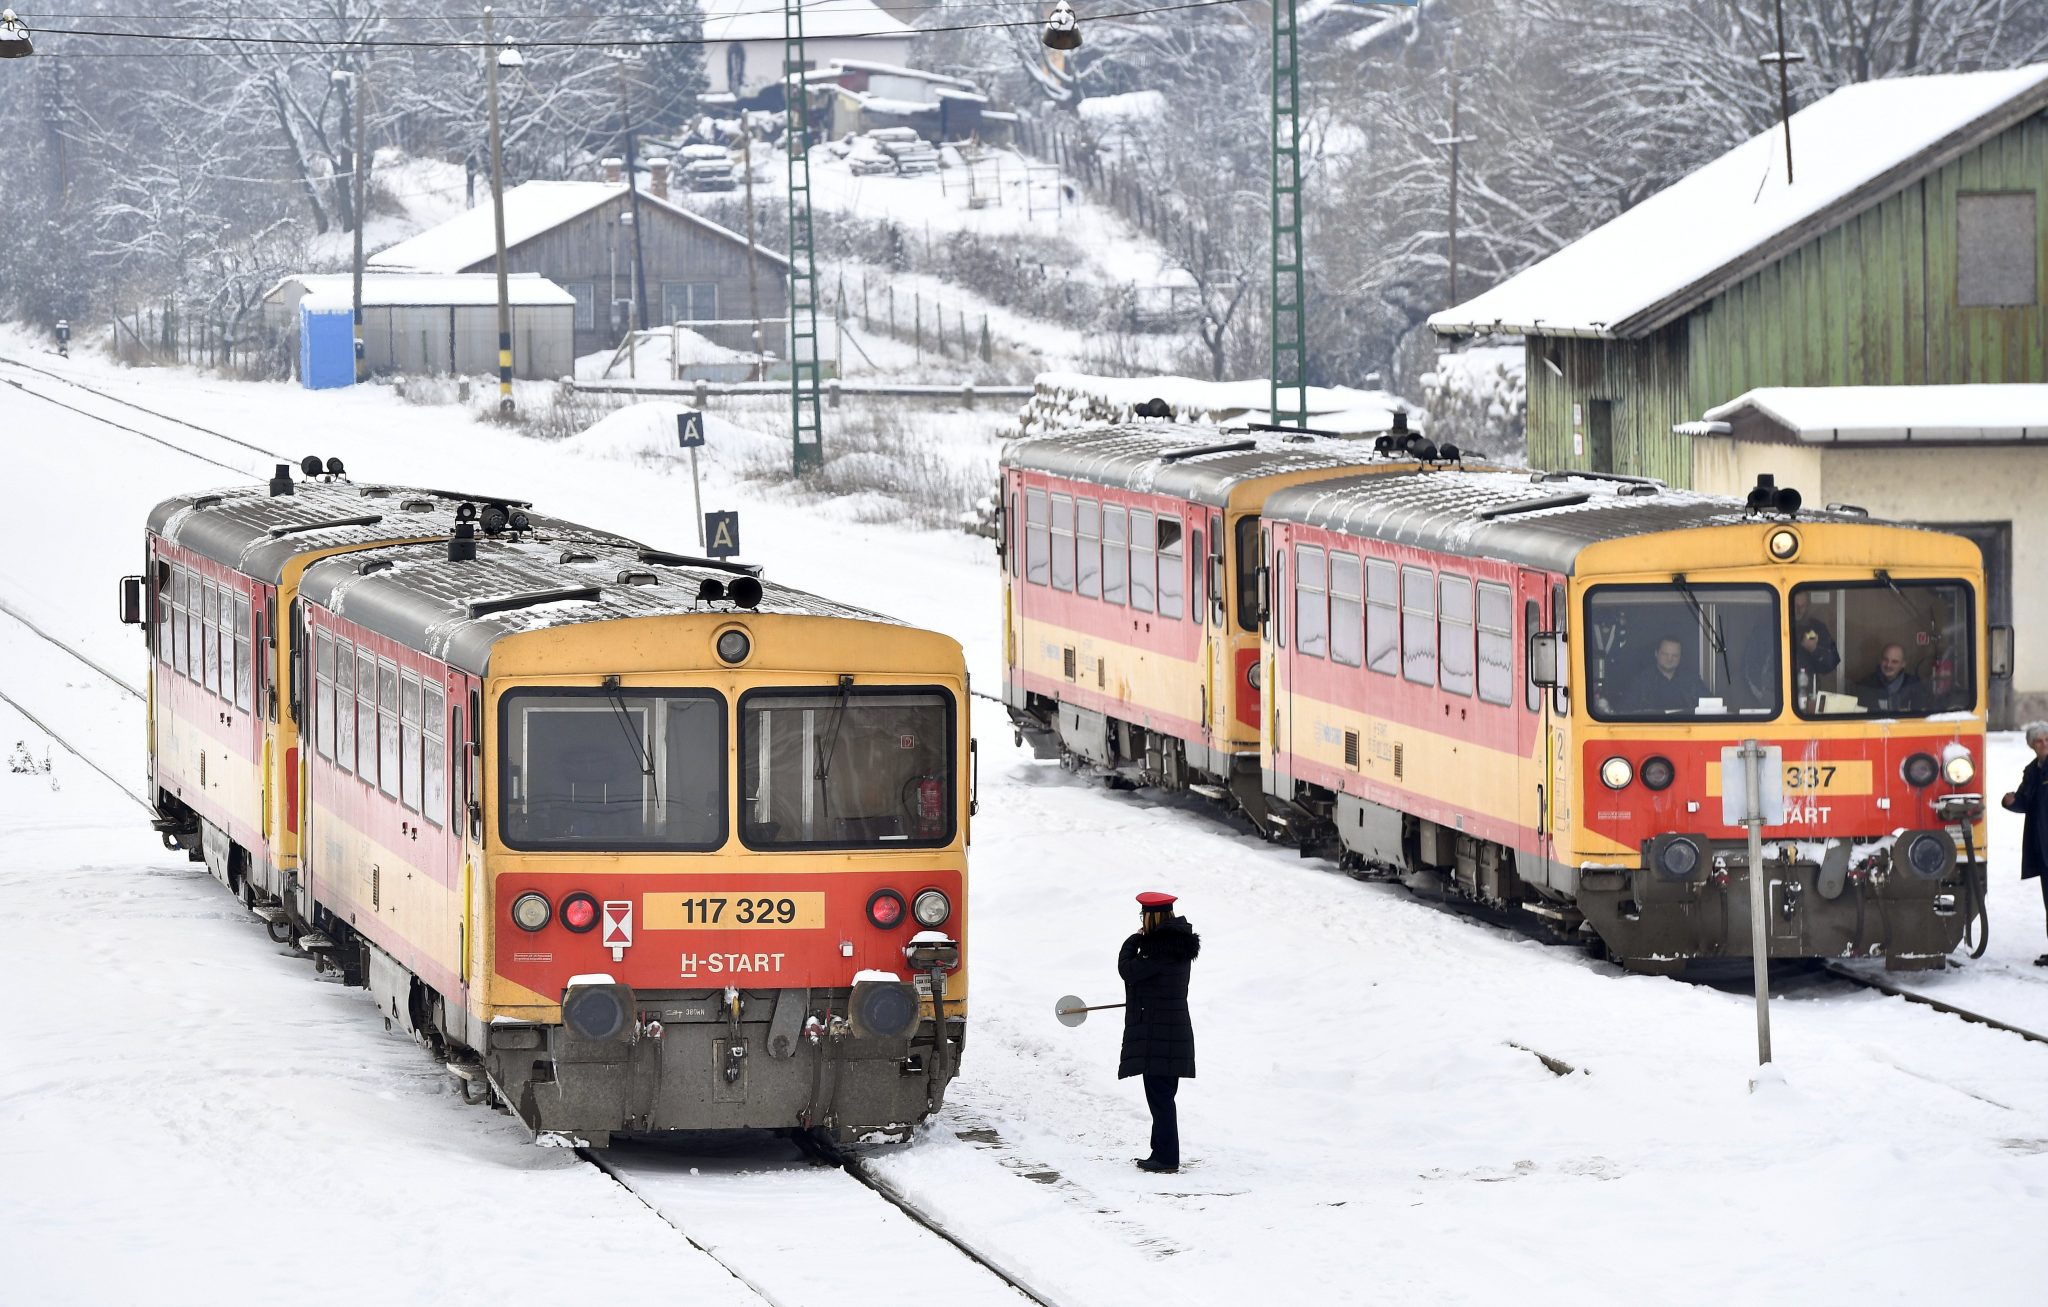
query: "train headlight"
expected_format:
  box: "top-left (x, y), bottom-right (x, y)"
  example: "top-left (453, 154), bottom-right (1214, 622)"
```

top-left (1599, 756), bottom-right (1634, 790)
top-left (1640, 755), bottom-right (1675, 792)
top-left (1942, 748), bottom-right (1975, 786)
top-left (560, 892), bottom-right (600, 933)
top-left (1904, 831), bottom-right (1951, 879)
top-left (912, 888), bottom-right (952, 927)
top-left (511, 892), bottom-right (552, 932)
top-left (715, 628), bottom-right (751, 665)
top-left (562, 978), bottom-right (634, 1042)
top-left (1767, 528), bottom-right (1800, 560)
top-left (867, 888), bottom-right (908, 929)
top-left (1901, 752), bottom-right (1939, 788)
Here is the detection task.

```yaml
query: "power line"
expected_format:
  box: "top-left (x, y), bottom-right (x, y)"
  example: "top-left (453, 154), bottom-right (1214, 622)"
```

top-left (32, 0), bottom-right (1253, 49)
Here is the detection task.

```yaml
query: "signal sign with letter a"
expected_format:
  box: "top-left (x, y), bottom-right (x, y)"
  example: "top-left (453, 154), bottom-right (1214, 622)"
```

top-left (705, 511), bottom-right (741, 559)
top-left (677, 410), bottom-right (705, 448)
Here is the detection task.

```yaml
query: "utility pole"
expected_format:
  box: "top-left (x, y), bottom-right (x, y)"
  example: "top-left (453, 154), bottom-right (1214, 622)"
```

top-left (483, 6), bottom-right (515, 413)
top-left (1268, 0), bottom-right (1307, 429)
top-left (742, 125), bottom-right (765, 380)
top-left (1760, 0), bottom-right (1805, 184)
top-left (1430, 30), bottom-right (1477, 308)
top-left (333, 65), bottom-right (371, 381)
top-left (618, 62), bottom-right (650, 334)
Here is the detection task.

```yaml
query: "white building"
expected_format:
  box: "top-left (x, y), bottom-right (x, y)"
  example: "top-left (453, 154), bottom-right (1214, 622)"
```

top-left (702, 0), bottom-right (913, 103)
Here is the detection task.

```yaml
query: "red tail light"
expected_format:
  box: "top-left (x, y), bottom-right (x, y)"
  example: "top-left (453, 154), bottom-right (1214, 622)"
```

top-left (561, 893), bottom-right (599, 933)
top-left (867, 888), bottom-right (906, 929)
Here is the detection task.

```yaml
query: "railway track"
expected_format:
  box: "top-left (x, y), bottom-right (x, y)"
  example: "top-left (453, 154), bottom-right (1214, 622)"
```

top-left (1821, 962), bottom-right (2048, 1046)
top-left (581, 1138), bottom-right (1064, 1307)
top-left (0, 352), bottom-right (288, 472)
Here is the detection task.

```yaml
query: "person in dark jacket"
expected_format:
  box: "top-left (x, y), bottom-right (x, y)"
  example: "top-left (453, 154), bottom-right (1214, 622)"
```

top-left (1119, 890), bottom-right (1200, 1174)
top-left (2000, 721), bottom-right (2048, 966)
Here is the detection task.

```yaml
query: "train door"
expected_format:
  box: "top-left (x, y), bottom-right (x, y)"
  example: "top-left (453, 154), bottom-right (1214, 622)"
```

top-left (1518, 569), bottom-right (1555, 873)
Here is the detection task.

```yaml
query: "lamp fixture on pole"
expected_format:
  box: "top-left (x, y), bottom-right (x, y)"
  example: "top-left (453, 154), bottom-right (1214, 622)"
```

top-left (1042, 2), bottom-right (1081, 51)
top-left (0, 9), bottom-right (33, 58)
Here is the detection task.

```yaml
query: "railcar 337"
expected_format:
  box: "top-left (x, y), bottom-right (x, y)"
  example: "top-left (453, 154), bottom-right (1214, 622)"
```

top-left (127, 471), bottom-right (969, 1144)
top-left (1005, 424), bottom-right (2010, 973)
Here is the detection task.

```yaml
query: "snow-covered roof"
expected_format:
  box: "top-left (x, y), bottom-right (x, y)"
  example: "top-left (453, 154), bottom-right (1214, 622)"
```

top-left (822, 58), bottom-right (976, 89)
top-left (1693, 385), bottom-right (2048, 443)
top-left (700, 0), bottom-right (910, 43)
top-left (369, 180), bottom-right (789, 274)
top-left (1430, 63), bottom-right (2048, 340)
top-left (273, 272), bottom-right (574, 309)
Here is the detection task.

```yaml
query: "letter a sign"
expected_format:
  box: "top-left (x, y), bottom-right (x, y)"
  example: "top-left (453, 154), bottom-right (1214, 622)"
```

top-left (676, 410), bottom-right (705, 448)
top-left (705, 511), bottom-right (741, 559)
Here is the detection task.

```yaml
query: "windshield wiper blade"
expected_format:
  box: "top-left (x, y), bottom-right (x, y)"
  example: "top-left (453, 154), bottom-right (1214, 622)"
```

top-left (604, 687), bottom-right (657, 800)
top-left (1672, 574), bottom-right (1734, 690)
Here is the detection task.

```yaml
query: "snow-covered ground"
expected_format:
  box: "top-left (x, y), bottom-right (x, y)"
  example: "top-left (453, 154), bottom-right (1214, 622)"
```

top-left (2, 336), bottom-right (2045, 1305)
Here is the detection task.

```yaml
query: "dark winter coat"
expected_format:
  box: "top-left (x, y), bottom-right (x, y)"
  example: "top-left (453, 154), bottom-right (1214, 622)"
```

top-left (2005, 755), bottom-right (2048, 881)
top-left (1117, 916), bottom-right (1199, 1080)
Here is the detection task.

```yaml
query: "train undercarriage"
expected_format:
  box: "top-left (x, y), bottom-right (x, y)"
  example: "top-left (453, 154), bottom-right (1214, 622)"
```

top-left (1008, 696), bottom-right (1987, 974)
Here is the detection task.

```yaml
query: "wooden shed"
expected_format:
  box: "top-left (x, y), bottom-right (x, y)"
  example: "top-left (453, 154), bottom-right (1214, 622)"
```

top-left (261, 273), bottom-right (576, 380)
top-left (369, 179), bottom-right (789, 363)
top-left (1430, 64), bottom-right (2048, 487)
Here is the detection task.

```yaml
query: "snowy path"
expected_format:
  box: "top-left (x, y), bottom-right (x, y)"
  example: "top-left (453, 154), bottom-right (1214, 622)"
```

top-left (2, 343), bottom-right (2044, 1305)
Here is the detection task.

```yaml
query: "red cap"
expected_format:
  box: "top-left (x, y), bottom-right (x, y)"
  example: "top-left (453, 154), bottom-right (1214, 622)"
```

top-left (1136, 891), bottom-right (1178, 908)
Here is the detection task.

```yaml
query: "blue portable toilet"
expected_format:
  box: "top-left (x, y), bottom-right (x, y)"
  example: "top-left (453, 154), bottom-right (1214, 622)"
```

top-left (298, 296), bottom-right (356, 390)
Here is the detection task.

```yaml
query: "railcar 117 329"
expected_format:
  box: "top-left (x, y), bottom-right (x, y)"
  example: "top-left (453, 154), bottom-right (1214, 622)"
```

top-left (128, 469), bottom-right (969, 1145)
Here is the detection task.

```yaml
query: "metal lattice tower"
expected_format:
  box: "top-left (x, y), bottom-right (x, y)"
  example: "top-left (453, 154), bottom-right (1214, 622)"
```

top-left (784, 0), bottom-right (824, 474)
top-left (1269, 0), bottom-right (1307, 429)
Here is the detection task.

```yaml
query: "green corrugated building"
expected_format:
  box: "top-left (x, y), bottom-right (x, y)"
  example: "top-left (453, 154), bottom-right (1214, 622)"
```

top-left (1429, 64), bottom-right (2048, 486)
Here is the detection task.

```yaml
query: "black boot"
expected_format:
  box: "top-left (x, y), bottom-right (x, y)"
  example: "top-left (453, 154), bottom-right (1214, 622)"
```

top-left (1136, 1157), bottom-right (1178, 1173)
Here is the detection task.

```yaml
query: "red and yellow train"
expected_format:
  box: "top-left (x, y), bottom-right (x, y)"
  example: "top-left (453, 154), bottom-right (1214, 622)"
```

top-left (1005, 424), bottom-right (2007, 972)
top-left (129, 462), bottom-right (969, 1144)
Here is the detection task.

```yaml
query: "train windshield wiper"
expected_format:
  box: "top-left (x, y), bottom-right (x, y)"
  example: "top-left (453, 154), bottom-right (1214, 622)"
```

top-left (1672, 574), bottom-right (1733, 691)
top-left (605, 687), bottom-right (657, 802)
top-left (813, 675), bottom-right (855, 821)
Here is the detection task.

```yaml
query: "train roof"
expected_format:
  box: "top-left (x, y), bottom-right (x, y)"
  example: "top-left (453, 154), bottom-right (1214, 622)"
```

top-left (147, 478), bottom-right (635, 584)
top-left (1261, 469), bottom-right (1890, 574)
top-left (298, 537), bottom-right (907, 676)
top-left (1002, 422), bottom-right (1413, 506)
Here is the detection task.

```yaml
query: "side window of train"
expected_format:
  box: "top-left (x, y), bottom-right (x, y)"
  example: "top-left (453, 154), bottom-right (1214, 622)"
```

top-left (1008, 491), bottom-right (1019, 578)
top-left (1077, 499), bottom-right (1101, 599)
top-left (1294, 544), bottom-right (1327, 658)
top-left (314, 631), bottom-right (335, 760)
top-left (1524, 599), bottom-right (1542, 711)
top-left (1050, 493), bottom-right (1074, 592)
top-left (287, 599), bottom-right (307, 725)
top-left (1103, 505), bottom-right (1129, 604)
top-left (170, 567), bottom-right (188, 676)
top-left (1209, 514), bottom-right (1223, 627)
top-left (1274, 547), bottom-right (1286, 648)
top-left (1191, 529), bottom-right (1205, 621)
top-left (1024, 488), bottom-right (1050, 586)
top-left (1365, 559), bottom-right (1398, 676)
top-left (1331, 552), bottom-right (1362, 667)
top-left (1156, 516), bottom-right (1184, 620)
top-left (424, 683), bottom-right (446, 827)
top-left (217, 586), bottom-right (234, 704)
top-left (1130, 509), bottom-right (1156, 613)
top-left (378, 659), bottom-right (401, 800)
top-left (449, 701), bottom-right (465, 829)
top-left (1402, 565), bottom-right (1437, 685)
top-left (400, 671), bottom-right (423, 813)
top-left (234, 594), bottom-right (252, 712)
top-left (357, 649), bottom-right (378, 787)
top-left (202, 580), bottom-right (220, 697)
top-left (1478, 583), bottom-right (1514, 706)
top-left (1439, 573), bottom-right (1474, 696)
top-left (334, 638), bottom-right (356, 774)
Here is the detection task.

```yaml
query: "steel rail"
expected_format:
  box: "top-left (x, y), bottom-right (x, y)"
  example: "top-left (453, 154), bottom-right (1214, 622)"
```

top-left (0, 599), bottom-right (146, 701)
top-left (1822, 962), bottom-right (2048, 1046)
top-left (0, 353), bottom-right (287, 461)
top-left (0, 683), bottom-right (153, 811)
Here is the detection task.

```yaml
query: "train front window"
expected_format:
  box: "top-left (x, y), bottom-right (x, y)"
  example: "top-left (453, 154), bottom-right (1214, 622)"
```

top-left (1585, 584), bottom-right (1780, 721)
top-left (1790, 580), bottom-right (1975, 718)
top-left (740, 687), bottom-right (955, 849)
top-left (500, 688), bottom-right (726, 851)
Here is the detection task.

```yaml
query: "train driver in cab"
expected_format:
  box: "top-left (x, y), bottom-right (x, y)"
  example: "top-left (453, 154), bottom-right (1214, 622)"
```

top-left (1629, 636), bottom-right (1709, 714)
top-left (1853, 642), bottom-right (1926, 714)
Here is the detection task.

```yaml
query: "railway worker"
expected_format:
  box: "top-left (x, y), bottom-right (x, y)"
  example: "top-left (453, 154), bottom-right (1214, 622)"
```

top-left (1853, 643), bottom-right (1926, 714)
top-left (1629, 637), bottom-right (1709, 714)
top-left (2000, 721), bottom-right (2048, 967)
top-left (1119, 891), bottom-right (1200, 1175)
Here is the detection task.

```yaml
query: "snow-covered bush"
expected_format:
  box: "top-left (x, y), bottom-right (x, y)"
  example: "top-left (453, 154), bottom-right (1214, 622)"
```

top-left (1418, 344), bottom-right (1526, 463)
